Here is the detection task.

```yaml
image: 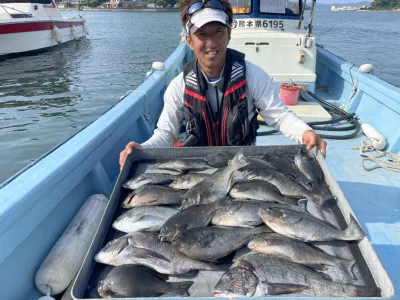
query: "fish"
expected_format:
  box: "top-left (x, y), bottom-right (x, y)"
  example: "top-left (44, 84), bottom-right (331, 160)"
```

top-left (122, 173), bottom-right (177, 190)
top-left (258, 207), bottom-right (365, 242)
top-left (94, 232), bottom-right (218, 274)
top-left (112, 206), bottom-right (179, 233)
top-left (211, 200), bottom-right (308, 228)
top-left (169, 172), bottom-right (209, 190)
top-left (263, 153), bottom-right (313, 191)
top-left (181, 149), bottom-right (250, 209)
top-left (294, 152), bottom-right (324, 190)
top-left (171, 226), bottom-right (271, 262)
top-left (156, 159), bottom-right (212, 172)
top-left (242, 168), bottom-right (330, 206)
top-left (159, 197), bottom-right (231, 242)
top-left (229, 180), bottom-right (299, 205)
top-left (213, 253), bottom-right (380, 297)
top-left (97, 264), bottom-right (193, 297)
top-left (248, 233), bottom-right (356, 280)
top-left (122, 185), bottom-right (185, 208)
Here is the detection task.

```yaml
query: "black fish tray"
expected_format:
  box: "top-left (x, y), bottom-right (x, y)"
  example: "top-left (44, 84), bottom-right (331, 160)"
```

top-left (72, 145), bottom-right (394, 299)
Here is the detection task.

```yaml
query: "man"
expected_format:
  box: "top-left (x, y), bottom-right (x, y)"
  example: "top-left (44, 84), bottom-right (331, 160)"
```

top-left (119, 0), bottom-right (326, 170)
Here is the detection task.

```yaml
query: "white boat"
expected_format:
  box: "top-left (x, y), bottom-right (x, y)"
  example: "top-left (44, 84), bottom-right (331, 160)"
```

top-left (0, 0), bottom-right (88, 56)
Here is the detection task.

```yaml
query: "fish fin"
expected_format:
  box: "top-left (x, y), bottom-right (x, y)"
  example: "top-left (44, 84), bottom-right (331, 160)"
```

top-left (213, 197), bottom-right (232, 209)
top-left (349, 285), bottom-right (381, 297)
top-left (297, 199), bottom-right (309, 214)
top-left (263, 282), bottom-right (309, 295)
top-left (223, 201), bottom-right (243, 215)
top-left (297, 179), bottom-right (314, 192)
top-left (263, 181), bottom-right (281, 194)
top-left (281, 213), bottom-right (303, 225)
top-left (308, 263), bottom-right (328, 271)
top-left (133, 214), bottom-right (165, 223)
top-left (252, 225), bottom-right (273, 234)
top-left (167, 281), bottom-right (194, 296)
top-left (173, 270), bottom-right (199, 278)
top-left (233, 182), bottom-right (251, 192)
top-left (235, 259), bottom-right (256, 272)
top-left (343, 215), bottom-right (365, 241)
top-left (283, 196), bottom-right (299, 206)
top-left (128, 246), bottom-right (171, 263)
top-left (143, 267), bottom-right (170, 281)
top-left (197, 233), bottom-right (216, 248)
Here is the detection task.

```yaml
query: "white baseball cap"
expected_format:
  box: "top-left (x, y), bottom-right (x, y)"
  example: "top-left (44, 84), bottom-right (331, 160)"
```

top-left (186, 8), bottom-right (230, 34)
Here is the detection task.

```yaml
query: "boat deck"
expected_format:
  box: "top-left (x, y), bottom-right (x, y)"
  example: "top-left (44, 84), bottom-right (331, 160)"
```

top-left (256, 125), bottom-right (400, 297)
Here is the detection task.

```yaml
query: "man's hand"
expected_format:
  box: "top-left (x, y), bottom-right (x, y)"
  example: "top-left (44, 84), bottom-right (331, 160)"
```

top-left (302, 130), bottom-right (327, 157)
top-left (119, 141), bottom-right (143, 171)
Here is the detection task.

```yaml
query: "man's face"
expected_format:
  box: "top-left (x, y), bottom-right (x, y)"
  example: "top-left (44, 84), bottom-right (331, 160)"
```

top-left (186, 22), bottom-right (231, 77)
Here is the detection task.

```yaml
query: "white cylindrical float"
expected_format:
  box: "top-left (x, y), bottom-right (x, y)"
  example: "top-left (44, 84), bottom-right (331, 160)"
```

top-left (35, 194), bottom-right (108, 296)
top-left (71, 25), bottom-right (79, 40)
top-left (52, 25), bottom-right (62, 44)
top-left (83, 22), bottom-right (89, 35)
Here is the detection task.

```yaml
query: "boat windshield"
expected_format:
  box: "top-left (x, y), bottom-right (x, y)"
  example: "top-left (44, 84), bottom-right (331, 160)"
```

top-left (0, 0), bottom-right (51, 3)
top-left (229, 0), bottom-right (301, 15)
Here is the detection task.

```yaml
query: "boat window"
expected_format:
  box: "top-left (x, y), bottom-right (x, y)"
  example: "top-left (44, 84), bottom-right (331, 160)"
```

top-left (259, 0), bottom-right (300, 15)
top-left (0, 0), bottom-right (51, 3)
top-left (230, 0), bottom-right (252, 14)
top-left (10, 13), bottom-right (33, 17)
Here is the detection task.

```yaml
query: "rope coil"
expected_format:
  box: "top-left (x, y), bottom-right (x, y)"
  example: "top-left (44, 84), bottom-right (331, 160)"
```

top-left (360, 139), bottom-right (400, 172)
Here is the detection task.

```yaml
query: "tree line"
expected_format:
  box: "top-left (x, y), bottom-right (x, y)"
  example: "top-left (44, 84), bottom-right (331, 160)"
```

top-left (370, 0), bottom-right (400, 9)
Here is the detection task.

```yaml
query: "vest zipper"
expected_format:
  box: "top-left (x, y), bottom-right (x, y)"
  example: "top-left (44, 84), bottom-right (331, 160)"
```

top-left (202, 109), bottom-right (213, 146)
top-left (214, 87), bottom-right (221, 146)
top-left (221, 104), bottom-right (229, 145)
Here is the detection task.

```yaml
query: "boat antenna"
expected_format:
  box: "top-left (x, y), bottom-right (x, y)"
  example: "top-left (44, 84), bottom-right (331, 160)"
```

top-left (306, 0), bottom-right (316, 37)
top-left (297, 0), bottom-right (307, 29)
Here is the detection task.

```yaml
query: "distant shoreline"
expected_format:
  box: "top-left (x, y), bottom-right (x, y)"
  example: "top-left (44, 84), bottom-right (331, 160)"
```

top-left (60, 7), bottom-right (180, 12)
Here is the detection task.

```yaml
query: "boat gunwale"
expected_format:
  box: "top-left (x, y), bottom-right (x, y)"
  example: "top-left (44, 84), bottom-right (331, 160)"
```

top-left (0, 43), bottom-right (189, 266)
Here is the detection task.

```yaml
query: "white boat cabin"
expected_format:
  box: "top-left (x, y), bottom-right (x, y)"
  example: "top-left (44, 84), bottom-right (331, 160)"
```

top-left (0, 0), bottom-right (62, 20)
top-left (229, 0), bottom-right (316, 90)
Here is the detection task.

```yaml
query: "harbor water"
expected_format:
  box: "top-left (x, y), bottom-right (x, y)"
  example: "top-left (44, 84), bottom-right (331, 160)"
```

top-left (0, 8), bottom-right (399, 183)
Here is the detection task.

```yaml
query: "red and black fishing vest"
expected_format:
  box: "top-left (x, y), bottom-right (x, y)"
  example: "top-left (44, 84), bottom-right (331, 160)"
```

top-left (182, 48), bottom-right (259, 146)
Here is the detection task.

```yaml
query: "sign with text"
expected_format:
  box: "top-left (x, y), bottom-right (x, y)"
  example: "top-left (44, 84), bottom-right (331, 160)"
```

top-left (231, 19), bottom-right (285, 29)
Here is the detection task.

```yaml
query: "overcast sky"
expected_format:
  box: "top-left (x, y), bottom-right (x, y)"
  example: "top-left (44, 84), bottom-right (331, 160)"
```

top-left (317, 0), bottom-right (372, 3)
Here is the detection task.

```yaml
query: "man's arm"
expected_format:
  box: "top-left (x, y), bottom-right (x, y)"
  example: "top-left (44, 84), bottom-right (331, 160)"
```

top-left (141, 73), bottom-right (185, 148)
top-left (246, 62), bottom-right (326, 156)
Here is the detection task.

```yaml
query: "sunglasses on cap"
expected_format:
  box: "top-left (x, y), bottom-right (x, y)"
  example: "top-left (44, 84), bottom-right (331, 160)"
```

top-left (186, 0), bottom-right (226, 17)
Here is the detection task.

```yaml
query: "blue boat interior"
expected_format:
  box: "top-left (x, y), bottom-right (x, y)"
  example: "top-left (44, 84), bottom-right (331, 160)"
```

top-left (0, 14), bottom-right (399, 300)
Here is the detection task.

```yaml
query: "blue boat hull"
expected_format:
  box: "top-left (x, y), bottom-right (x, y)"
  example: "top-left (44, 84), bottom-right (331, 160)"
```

top-left (0, 43), bottom-right (398, 299)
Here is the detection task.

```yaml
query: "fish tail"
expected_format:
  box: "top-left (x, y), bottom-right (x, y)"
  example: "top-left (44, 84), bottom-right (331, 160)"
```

top-left (169, 281), bottom-right (194, 296)
top-left (309, 193), bottom-right (334, 207)
top-left (338, 258), bottom-right (357, 280)
top-left (343, 215), bottom-right (366, 241)
top-left (229, 149), bottom-right (250, 169)
top-left (297, 199), bottom-right (309, 214)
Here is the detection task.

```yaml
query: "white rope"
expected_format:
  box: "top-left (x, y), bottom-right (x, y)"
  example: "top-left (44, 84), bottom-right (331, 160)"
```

top-left (360, 139), bottom-right (400, 172)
